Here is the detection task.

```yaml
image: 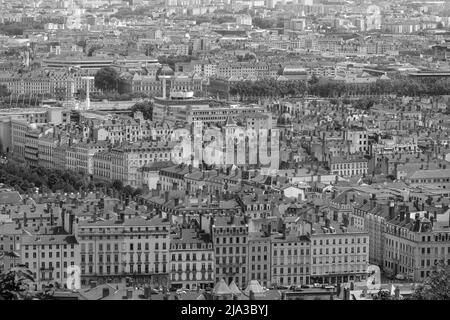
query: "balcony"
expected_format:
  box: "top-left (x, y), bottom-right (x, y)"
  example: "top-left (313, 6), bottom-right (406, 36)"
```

top-left (40, 267), bottom-right (54, 271)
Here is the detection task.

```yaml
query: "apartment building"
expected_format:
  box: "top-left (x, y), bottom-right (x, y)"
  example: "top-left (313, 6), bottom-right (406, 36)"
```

top-left (215, 62), bottom-right (279, 80)
top-left (310, 220), bottom-right (369, 284)
top-left (0, 223), bottom-right (22, 271)
top-left (352, 199), bottom-right (391, 266)
top-left (271, 233), bottom-right (311, 287)
top-left (247, 232), bottom-right (271, 287)
top-left (114, 142), bottom-right (174, 187)
top-left (24, 129), bottom-right (42, 166)
top-left (158, 164), bottom-right (193, 192)
top-left (66, 141), bottom-right (109, 176)
top-left (21, 234), bottom-right (80, 290)
top-left (408, 169), bottom-right (450, 189)
top-left (212, 216), bottom-right (248, 289)
top-left (10, 119), bottom-right (29, 159)
top-left (169, 228), bottom-right (215, 290)
top-left (37, 133), bottom-right (59, 169)
top-left (192, 60), bottom-right (217, 78)
top-left (345, 128), bottom-right (369, 154)
top-left (76, 216), bottom-right (170, 286)
top-left (384, 210), bottom-right (450, 282)
top-left (330, 156), bottom-right (368, 177)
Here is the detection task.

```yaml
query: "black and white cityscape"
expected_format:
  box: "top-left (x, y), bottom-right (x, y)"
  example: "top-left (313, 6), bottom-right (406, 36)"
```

top-left (0, 0), bottom-right (450, 302)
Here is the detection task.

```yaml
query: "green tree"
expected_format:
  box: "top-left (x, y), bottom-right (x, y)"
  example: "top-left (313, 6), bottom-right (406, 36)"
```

top-left (94, 67), bottom-right (120, 92)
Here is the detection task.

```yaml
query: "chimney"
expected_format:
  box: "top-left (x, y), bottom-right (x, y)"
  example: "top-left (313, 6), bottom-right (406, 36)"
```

top-left (69, 214), bottom-right (74, 234)
top-left (127, 290), bottom-right (132, 299)
top-left (370, 194), bottom-right (376, 209)
top-left (399, 210), bottom-right (405, 221)
top-left (414, 213), bottom-right (420, 231)
top-left (215, 189), bottom-right (220, 202)
top-left (156, 182), bottom-right (162, 196)
top-left (164, 191), bottom-right (169, 203)
top-left (389, 201), bottom-right (395, 220)
top-left (102, 287), bottom-right (109, 298)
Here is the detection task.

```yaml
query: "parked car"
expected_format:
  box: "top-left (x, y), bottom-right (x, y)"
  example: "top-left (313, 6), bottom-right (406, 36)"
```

top-left (292, 286), bottom-right (304, 292)
top-left (275, 285), bottom-right (289, 290)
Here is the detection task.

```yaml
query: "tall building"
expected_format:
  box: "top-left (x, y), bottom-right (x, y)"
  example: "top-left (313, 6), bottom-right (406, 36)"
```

top-left (169, 228), bottom-right (215, 290)
top-left (212, 216), bottom-right (248, 288)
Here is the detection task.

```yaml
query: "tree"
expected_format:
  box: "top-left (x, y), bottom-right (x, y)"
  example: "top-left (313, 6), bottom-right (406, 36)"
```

top-left (252, 17), bottom-right (276, 29)
top-left (0, 265), bottom-right (35, 300)
top-left (133, 188), bottom-right (144, 197)
top-left (237, 53), bottom-right (256, 62)
top-left (373, 289), bottom-right (393, 300)
top-left (123, 185), bottom-right (134, 197)
top-left (411, 261), bottom-right (450, 300)
top-left (131, 101), bottom-right (154, 120)
top-left (112, 180), bottom-right (124, 192)
top-left (0, 84), bottom-right (9, 97)
top-left (94, 67), bottom-right (120, 92)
